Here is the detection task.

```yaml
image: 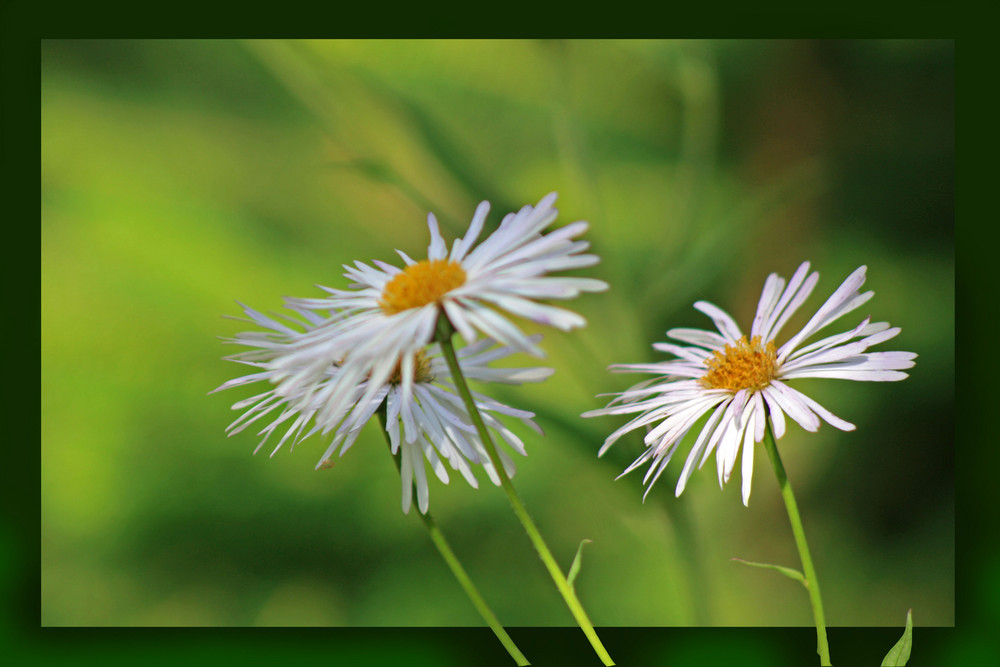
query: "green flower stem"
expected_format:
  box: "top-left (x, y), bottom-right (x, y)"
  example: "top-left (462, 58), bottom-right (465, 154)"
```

top-left (376, 408), bottom-right (530, 666)
top-left (435, 316), bottom-right (615, 666)
top-left (762, 421), bottom-right (832, 666)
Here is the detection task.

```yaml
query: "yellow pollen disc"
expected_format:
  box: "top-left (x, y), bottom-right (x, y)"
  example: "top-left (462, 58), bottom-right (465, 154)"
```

top-left (387, 349), bottom-right (434, 385)
top-left (700, 335), bottom-right (778, 392)
top-left (379, 260), bottom-right (467, 315)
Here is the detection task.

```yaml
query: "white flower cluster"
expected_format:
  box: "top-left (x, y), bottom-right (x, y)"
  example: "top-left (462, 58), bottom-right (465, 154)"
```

top-left (216, 194), bottom-right (606, 513)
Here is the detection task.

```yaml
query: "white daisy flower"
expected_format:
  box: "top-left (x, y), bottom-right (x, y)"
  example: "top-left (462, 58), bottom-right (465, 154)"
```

top-left (583, 262), bottom-right (917, 506)
top-left (214, 302), bottom-right (553, 514)
top-left (261, 192), bottom-right (607, 436)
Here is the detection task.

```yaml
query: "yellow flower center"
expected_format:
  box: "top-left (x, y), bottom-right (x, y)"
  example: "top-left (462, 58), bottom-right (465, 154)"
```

top-left (700, 335), bottom-right (778, 392)
top-left (379, 260), bottom-right (467, 315)
top-left (386, 349), bottom-right (435, 385)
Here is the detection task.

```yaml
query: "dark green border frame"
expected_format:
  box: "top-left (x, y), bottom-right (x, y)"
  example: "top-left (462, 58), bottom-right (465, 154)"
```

top-left (15, 5), bottom-right (982, 666)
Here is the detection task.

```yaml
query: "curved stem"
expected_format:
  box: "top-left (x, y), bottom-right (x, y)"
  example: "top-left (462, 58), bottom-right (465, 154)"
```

top-left (762, 421), bottom-right (832, 666)
top-left (377, 408), bottom-right (529, 666)
top-left (435, 316), bottom-right (615, 666)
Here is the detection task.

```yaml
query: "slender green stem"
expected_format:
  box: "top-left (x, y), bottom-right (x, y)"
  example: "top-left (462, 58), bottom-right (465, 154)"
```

top-left (435, 316), bottom-right (615, 666)
top-left (762, 421), bottom-right (832, 666)
top-left (376, 407), bottom-right (530, 666)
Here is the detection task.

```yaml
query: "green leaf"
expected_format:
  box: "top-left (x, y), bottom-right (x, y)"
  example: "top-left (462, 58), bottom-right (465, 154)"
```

top-left (730, 557), bottom-right (806, 587)
top-left (567, 539), bottom-right (593, 589)
top-left (881, 609), bottom-right (913, 666)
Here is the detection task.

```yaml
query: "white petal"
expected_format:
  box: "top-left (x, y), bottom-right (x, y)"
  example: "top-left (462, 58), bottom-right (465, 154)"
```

top-left (335, 424), bottom-right (367, 456)
top-left (693, 301), bottom-right (744, 343)
top-left (667, 327), bottom-right (728, 351)
top-left (641, 442), bottom-right (681, 501)
top-left (752, 391), bottom-right (766, 443)
top-left (766, 380), bottom-right (822, 432)
top-left (418, 435), bottom-right (450, 484)
top-left (781, 366), bottom-right (912, 382)
top-left (651, 342), bottom-right (713, 363)
top-left (400, 439), bottom-right (414, 514)
top-left (426, 212), bottom-right (448, 260)
top-left (618, 446), bottom-right (659, 479)
top-left (478, 293), bottom-right (586, 330)
top-left (751, 273), bottom-right (785, 339)
top-left (701, 396), bottom-right (736, 469)
top-left (778, 266), bottom-right (871, 362)
top-left (761, 386), bottom-right (787, 439)
top-left (783, 326), bottom-right (902, 369)
top-left (793, 390), bottom-right (856, 431)
top-left (396, 249), bottom-right (417, 266)
top-left (315, 432), bottom-right (347, 470)
top-left (442, 299), bottom-right (478, 344)
top-left (675, 401), bottom-right (728, 496)
top-left (716, 418), bottom-right (740, 487)
top-left (385, 388), bottom-right (402, 452)
top-left (451, 200), bottom-right (490, 262)
top-left (461, 305), bottom-right (545, 357)
top-left (785, 317), bottom-right (876, 362)
top-left (741, 417), bottom-right (756, 506)
top-left (759, 262), bottom-right (816, 342)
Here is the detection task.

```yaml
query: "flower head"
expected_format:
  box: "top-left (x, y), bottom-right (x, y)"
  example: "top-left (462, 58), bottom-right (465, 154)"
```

top-left (583, 262), bottom-right (916, 506)
top-left (261, 193), bottom-right (607, 433)
top-left (214, 302), bottom-right (553, 514)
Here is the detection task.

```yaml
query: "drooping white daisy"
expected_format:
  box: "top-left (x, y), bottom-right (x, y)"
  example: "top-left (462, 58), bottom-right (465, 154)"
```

top-left (261, 193), bottom-right (607, 436)
top-left (583, 262), bottom-right (916, 506)
top-left (214, 302), bottom-right (553, 514)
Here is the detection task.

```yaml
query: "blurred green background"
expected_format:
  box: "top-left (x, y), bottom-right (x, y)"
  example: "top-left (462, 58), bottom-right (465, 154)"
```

top-left (41, 39), bottom-right (953, 629)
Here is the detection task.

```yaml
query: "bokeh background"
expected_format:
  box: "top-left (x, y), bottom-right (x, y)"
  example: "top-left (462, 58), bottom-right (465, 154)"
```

top-left (41, 39), bottom-right (953, 630)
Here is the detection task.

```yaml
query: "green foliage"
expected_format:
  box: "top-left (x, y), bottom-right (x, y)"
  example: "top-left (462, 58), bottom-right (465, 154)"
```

top-left (881, 609), bottom-right (914, 666)
top-left (730, 558), bottom-right (806, 587)
top-left (567, 539), bottom-right (593, 590)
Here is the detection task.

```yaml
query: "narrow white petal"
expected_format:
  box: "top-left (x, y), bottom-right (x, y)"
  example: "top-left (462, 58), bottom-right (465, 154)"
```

top-left (751, 273), bottom-right (785, 339)
top-left (741, 417), bottom-right (756, 506)
top-left (479, 293), bottom-right (586, 330)
top-left (336, 424), bottom-right (366, 456)
top-left (783, 326), bottom-right (903, 370)
top-left (451, 200), bottom-right (490, 262)
top-left (781, 367), bottom-right (912, 382)
top-left (790, 390), bottom-right (856, 431)
top-left (418, 435), bottom-right (450, 484)
top-left (675, 401), bottom-right (728, 496)
top-left (716, 418), bottom-right (740, 487)
top-left (642, 443), bottom-right (681, 501)
top-left (693, 301), bottom-right (744, 342)
top-left (385, 388), bottom-right (402, 452)
top-left (785, 317), bottom-right (876, 362)
top-left (731, 388), bottom-right (749, 428)
top-left (767, 380), bottom-right (822, 432)
top-left (618, 447), bottom-right (659, 479)
top-left (760, 262), bottom-right (816, 342)
top-left (477, 220), bottom-right (591, 273)
top-left (752, 391), bottom-right (766, 443)
top-left (442, 299), bottom-right (478, 343)
top-left (426, 212), bottom-right (447, 260)
top-left (400, 439), bottom-right (414, 514)
top-left (410, 441), bottom-right (430, 514)
top-left (701, 397), bottom-right (736, 469)
top-left (462, 305), bottom-right (545, 357)
top-left (651, 342), bottom-right (713, 363)
top-left (761, 386), bottom-right (787, 439)
top-left (315, 432), bottom-right (347, 470)
top-left (778, 266), bottom-right (871, 362)
top-left (372, 259), bottom-right (402, 276)
top-left (667, 327), bottom-right (728, 351)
